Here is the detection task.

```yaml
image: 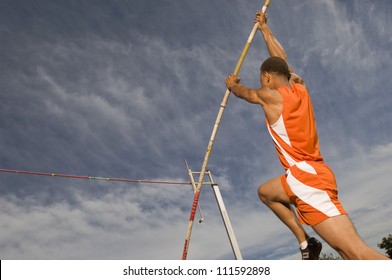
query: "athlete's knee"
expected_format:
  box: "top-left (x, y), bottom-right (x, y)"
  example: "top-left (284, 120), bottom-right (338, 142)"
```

top-left (257, 183), bottom-right (270, 204)
top-left (258, 177), bottom-right (283, 204)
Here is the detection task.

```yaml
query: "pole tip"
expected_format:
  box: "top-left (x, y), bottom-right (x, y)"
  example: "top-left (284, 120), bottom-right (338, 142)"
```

top-left (262, 0), bottom-right (271, 14)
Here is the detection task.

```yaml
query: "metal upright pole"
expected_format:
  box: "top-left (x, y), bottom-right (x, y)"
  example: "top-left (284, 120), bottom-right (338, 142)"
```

top-left (207, 171), bottom-right (243, 260)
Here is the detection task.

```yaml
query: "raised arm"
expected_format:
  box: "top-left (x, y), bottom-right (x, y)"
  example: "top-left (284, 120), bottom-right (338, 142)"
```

top-left (255, 12), bottom-right (304, 85)
top-left (255, 13), bottom-right (289, 67)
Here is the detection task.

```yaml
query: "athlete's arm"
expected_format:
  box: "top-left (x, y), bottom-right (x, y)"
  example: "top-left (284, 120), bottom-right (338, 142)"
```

top-left (225, 74), bottom-right (276, 106)
top-left (255, 12), bottom-right (305, 86)
top-left (255, 13), bottom-right (289, 67)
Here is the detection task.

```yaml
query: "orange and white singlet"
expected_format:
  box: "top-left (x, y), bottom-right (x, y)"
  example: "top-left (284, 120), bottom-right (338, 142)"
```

top-left (266, 84), bottom-right (347, 226)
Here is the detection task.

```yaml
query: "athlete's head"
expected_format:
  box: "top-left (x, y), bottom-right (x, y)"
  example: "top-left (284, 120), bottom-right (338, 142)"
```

top-left (260, 56), bottom-right (291, 81)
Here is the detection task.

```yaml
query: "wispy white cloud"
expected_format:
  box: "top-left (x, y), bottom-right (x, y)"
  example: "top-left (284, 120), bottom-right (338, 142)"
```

top-left (0, 183), bottom-right (191, 259)
top-left (1, 141), bottom-right (390, 259)
top-left (1, 0), bottom-right (391, 260)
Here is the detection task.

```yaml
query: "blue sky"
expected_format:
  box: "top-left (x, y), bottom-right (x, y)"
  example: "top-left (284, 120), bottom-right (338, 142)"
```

top-left (0, 0), bottom-right (391, 259)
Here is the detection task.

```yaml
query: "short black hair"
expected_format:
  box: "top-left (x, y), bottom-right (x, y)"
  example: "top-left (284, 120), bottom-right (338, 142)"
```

top-left (260, 56), bottom-right (291, 80)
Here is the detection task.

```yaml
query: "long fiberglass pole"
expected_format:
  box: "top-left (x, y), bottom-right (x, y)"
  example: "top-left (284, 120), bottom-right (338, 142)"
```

top-left (181, 0), bottom-right (271, 260)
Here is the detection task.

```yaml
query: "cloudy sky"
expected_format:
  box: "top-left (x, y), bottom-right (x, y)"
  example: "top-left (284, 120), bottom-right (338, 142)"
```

top-left (1, 0), bottom-right (391, 260)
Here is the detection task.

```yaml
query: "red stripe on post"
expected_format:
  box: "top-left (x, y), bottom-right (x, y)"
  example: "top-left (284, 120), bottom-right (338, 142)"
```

top-left (189, 191), bottom-right (200, 221)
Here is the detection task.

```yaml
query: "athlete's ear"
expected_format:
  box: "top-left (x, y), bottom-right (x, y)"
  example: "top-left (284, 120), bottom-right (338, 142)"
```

top-left (260, 71), bottom-right (270, 86)
top-left (264, 71), bottom-right (271, 83)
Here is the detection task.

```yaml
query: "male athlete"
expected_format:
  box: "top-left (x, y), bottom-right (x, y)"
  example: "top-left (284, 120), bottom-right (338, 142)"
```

top-left (225, 12), bottom-right (389, 260)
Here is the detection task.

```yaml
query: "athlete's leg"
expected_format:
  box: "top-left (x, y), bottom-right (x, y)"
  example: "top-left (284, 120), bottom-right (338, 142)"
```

top-left (258, 176), bottom-right (309, 244)
top-left (312, 215), bottom-right (389, 260)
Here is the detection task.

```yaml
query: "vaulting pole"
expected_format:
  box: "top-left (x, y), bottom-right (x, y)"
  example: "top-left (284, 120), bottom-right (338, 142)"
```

top-left (181, 0), bottom-right (271, 260)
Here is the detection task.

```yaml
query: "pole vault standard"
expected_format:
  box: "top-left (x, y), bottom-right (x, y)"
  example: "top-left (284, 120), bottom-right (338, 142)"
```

top-left (187, 166), bottom-right (243, 260)
top-left (181, 0), bottom-right (271, 260)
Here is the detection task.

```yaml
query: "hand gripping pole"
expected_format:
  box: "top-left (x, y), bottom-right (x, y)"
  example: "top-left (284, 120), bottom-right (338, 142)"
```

top-left (181, 0), bottom-right (271, 260)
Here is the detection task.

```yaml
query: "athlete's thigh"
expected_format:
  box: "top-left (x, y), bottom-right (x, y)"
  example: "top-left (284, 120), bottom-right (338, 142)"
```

top-left (259, 176), bottom-right (291, 204)
top-left (312, 215), bottom-right (362, 250)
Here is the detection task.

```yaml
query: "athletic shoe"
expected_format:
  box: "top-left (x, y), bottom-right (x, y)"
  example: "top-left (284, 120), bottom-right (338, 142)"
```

top-left (301, 237), bottom-right (322, 260)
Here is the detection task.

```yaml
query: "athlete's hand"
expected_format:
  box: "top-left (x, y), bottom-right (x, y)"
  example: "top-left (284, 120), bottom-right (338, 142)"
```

top-left (254, 11), bottom-right (268, 30)
top-left (289, 72), bottom-right (304, 85)
top-left (225, 74), bottom-right (241, 91)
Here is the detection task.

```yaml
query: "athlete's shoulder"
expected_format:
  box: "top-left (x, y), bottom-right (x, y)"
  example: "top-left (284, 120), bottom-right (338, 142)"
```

top-left (292, 83), bottom-right (308, 91)
top-left (257, 87), bottom-right (283, 104)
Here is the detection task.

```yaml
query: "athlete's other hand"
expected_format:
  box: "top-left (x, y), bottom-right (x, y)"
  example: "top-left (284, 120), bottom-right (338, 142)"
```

top-left (225, 74), bottom-right (241, 91)
top-left (289, 72), bottom-right (305, 85)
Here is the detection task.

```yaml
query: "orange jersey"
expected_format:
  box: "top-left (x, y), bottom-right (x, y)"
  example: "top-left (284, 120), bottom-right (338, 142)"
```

top-left (266, 84), bottom-right (346, 225)
top-left (266, 84), bottom-right (323, 170)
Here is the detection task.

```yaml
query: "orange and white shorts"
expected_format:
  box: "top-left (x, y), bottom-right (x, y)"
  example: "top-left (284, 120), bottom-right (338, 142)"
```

top-left (281, 161), bottom-right (347, 226)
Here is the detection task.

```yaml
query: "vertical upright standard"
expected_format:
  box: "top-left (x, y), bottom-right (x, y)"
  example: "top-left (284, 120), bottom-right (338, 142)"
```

top-left (186, 165), bottom-right (243, 260)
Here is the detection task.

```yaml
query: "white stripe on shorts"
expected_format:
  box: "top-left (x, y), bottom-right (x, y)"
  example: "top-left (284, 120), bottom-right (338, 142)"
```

top-left (286, 169), bottom-right (341, 217)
